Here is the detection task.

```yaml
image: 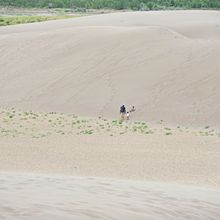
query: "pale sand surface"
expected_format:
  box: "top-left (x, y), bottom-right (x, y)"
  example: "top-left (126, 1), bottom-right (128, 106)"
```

top-left (1, 10), bottom-right (220, 219)
top-left (0, 108), bottom-right (219, 187)
top-left (0, 11), bottom-right (220, 127)
top-left (0, 109), bottom-right (219, 219)
top-left (1, 134), bottom-right (220, 187)
top-left (0, 172), bottom-right (220, 220)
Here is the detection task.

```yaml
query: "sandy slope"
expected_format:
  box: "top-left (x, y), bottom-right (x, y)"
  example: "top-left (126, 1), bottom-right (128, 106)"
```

top-left (1, 114), bottom-right (220, 220)
top-left (0, 108), bottom-right (219, 187)
top-left (1, 173), bottom-right (220, 220)
top-left (0, 11), bottom-right (220, 128)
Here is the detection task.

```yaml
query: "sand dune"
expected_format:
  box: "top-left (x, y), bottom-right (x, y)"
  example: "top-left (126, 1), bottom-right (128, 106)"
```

top-left (1, 11), bottom-right (220, 220)
top-left (1, 173), bottom-right (220, 220)
top-left (0, 11), bottom-right (220, 128)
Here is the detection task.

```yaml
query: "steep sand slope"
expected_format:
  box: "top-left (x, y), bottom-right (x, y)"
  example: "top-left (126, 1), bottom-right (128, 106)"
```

top-left (0, 11), bottom-right (220, 127)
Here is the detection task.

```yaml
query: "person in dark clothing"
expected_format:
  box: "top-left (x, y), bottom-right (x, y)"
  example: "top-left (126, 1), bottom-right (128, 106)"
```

top-left (120, 105), bottom-right (126, 113)
top-left (120, 105), bottom-right (126, 119)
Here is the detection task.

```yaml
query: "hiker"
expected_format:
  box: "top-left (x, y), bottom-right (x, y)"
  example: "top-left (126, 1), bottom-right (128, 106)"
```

top-left (120, 105), bottom-right (126, 119)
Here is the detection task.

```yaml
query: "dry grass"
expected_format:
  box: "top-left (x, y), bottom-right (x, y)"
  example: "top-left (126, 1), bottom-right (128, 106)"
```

top-left (0, 15), bottom-right (78, 26)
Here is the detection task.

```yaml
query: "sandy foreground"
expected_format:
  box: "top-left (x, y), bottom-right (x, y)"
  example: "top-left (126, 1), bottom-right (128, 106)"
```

top-left (0, 173), bottom-right (220, 220)
top-left (0, 108), bottom-right (219, 186)
top-left (1, 10), bottom-right (220, 219)
top-left (0, 126), bottom-right (220, 187)
top-left (0, 108), bottom-right (220, 219)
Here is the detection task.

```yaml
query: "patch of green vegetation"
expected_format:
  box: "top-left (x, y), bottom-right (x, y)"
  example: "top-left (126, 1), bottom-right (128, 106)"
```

top-left (164, 127), bottom-right (171, 131)
top-left (1, 108), bottom-right (219, 139)
top-left (164, 132), bottom-right (172, 135)
top-left (0, 15), bottom-right (77, 26)
top-left (145, 130), bottom-right (154, 134)
top-left (83, 129), bottom-right (93, 135)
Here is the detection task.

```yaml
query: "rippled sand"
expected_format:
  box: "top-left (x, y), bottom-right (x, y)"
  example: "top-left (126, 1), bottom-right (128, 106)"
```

top-left (0, 172), bottom-right (220, 220)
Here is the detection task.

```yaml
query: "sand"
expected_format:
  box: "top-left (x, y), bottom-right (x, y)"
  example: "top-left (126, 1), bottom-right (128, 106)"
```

top-left (0, 109), bottom-right (220, 187)
top-left (0, 108), bottom-right (220, 187)
top-left (1, 133), bottom-right (220, 187)
top-left (1, 10), bottom-right (220, 219)
top-left (0, 10), bottom-right (220, 128)
top-left (0, 108), bottom-right (220, 219)
top-left (1, 173), bottom-right (220, 220)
